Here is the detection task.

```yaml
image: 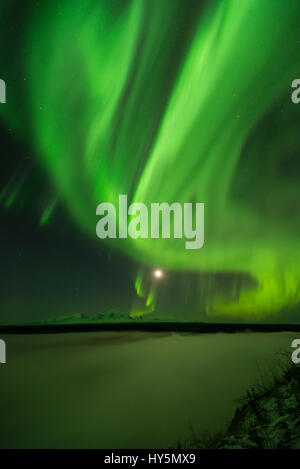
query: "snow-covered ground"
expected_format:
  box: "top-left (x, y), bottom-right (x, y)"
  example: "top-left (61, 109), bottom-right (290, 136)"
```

top-left (215, 364), bottom-right (300, 449)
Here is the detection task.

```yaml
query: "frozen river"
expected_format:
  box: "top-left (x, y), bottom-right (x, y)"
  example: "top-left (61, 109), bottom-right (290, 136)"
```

top-left (0, 330), bottom-right (296, 448)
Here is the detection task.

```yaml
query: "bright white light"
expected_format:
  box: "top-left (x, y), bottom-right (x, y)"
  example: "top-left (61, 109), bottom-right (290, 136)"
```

top-left (154, 269), bottom-right (163, 278)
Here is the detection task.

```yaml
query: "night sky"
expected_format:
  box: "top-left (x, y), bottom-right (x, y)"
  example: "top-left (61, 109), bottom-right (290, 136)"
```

top-left (1, 0), bottom-right (300, 324)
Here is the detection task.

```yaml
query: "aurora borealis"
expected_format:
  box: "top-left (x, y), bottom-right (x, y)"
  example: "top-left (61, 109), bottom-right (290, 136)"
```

top-left (1, 0), bottom-right (300, 321)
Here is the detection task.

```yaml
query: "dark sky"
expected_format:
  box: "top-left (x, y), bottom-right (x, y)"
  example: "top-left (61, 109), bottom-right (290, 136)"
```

top-left (1, 0), bottom-right (300, 325)
top-left (0, 102), bottom-right (138, 322)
